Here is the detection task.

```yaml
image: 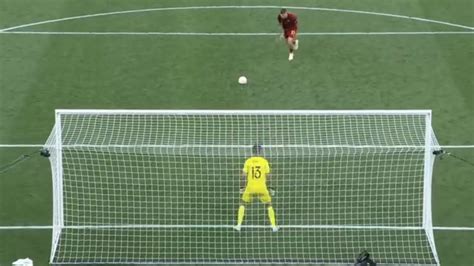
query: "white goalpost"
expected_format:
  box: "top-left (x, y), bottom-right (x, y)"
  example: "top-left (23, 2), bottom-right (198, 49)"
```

top-left (44, 109), bottom-right (440, 265)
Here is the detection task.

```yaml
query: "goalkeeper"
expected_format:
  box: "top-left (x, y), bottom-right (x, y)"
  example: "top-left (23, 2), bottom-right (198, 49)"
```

top-left (234, 144), bottom-right (278, 232)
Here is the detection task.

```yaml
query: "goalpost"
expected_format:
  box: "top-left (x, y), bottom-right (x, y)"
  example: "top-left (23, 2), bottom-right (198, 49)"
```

top-left (44, 109), bottom-right (440, 265)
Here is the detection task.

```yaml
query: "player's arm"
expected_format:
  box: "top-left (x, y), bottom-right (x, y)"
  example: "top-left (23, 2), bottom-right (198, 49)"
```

top-left (277, 16), bottom-right (285, 39)
top-left (265, 161), bottom-right (275, 195)
top-left (240, 171), bottom-right (247, 193)
top-left (240, 160), bottom-right (248, 193)
top-left (266, 173), bottom-right (276, 196)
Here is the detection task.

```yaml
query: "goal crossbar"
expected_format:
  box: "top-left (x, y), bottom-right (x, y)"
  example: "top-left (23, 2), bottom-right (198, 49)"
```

top-left (55, 109), bottom-right (431, 115)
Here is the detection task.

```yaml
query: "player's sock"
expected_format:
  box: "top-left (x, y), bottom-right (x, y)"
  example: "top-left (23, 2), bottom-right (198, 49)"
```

top-left (288, 53), bottom-right (294, 61)
top-left (294, 40), bottom-right (299, 50)
top-left (237, 205), bottom-right (245, 226)
top-left (267, 206), bottom-right (277, 227)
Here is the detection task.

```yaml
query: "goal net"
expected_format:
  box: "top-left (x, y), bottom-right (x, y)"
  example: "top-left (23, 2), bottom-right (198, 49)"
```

top-left (45, 110), bottom-right (440, 265)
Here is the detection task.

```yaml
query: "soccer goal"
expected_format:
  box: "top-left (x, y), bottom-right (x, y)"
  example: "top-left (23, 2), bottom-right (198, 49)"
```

top-left (44, 110), bottom-right (440, 265)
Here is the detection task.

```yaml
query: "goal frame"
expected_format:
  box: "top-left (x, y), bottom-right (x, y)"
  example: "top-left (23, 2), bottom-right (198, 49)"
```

top-left (48, 109), bottom-right (439, 265)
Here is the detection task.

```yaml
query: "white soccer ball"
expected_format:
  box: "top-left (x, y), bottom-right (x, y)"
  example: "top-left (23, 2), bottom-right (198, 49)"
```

top-left (238, 76), bottom-right (247, 85)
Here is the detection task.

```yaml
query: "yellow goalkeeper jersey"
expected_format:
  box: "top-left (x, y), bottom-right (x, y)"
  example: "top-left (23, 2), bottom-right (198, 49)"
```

top-left (243, 156), bottom-right (270, 189)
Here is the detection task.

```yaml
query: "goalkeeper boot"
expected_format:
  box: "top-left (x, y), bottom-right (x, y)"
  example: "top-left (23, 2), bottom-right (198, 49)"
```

top-left (272, 226), bottom-right (279, 232)
top-left (233, 225), bottom-right (241, 232)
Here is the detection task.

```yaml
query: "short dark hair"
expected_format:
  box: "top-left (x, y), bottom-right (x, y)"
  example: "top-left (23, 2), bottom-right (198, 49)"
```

top-left (252, 144), bottom-right (263, 155)
top-left (280, 8), bottom-right (287, 14)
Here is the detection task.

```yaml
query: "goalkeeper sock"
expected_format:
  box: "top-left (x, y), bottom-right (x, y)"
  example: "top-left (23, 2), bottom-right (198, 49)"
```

top-left (237, 205), bottom-right (245, 226)
top-left (267, 206), bottom-right (277, 227)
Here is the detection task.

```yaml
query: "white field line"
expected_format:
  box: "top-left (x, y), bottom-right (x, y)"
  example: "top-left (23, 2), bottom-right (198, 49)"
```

top-left (0, 225), bottom-right (53, 229)
top-left (0, 5), bottom-right (472, 33)
top-left (0, 144), bottom-right (45, 147)
top-left (0, 225), bottom-right (473, 231)
top-left (1, 31), bottom-right (473, 36)
top-left (0, 144), bottom-right (439, 148)
top-left (0, 144), bottom-right (473, 148)
top-left (433, 226), bottom-right (474, 231)
top-left (5, 225), bottom-right (424, 230)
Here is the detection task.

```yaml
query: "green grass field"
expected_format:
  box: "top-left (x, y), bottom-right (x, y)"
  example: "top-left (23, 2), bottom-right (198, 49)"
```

top-left (0, 0), bottom-right (473, 265)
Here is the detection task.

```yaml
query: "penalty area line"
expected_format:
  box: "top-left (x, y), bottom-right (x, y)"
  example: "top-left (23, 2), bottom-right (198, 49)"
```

top-left (0, 5), bottom-right (472, 32)
top-left (0, 31), bottom-right (473, 36)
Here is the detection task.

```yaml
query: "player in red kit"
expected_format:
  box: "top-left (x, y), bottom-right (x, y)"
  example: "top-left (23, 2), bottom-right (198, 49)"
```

top-left (278, 8), bottom-right (299, 61)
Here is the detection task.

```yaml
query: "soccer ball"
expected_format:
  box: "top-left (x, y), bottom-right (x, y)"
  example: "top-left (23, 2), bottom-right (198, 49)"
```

top-left (238, 76), bottom-right (247, 85)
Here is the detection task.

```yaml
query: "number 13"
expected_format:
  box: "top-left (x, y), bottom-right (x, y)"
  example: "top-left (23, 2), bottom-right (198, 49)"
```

top-left (251, 166), bottom-right (262, 179)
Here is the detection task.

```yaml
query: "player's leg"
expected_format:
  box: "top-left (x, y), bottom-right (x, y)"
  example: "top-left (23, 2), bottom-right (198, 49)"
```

top-left (236, 200), bottom-right (247, 229)
top-left (287, 30), bottom-right (298, 61)
top-left (287, 41), bottom-right (294, 61)
top-left (292, 30), bottom-right (299, 50)
top-left (284, 30), bottom-right (296, 48)
top-left (282, 30), bottom-right (294, 61)
top-left (266, 203), bottom-right (278, 232)
top-left (287, 37), bottom-right (296, 50)
top-left (234, 190), bottom-right (251, 231)
top-left (287, 37), bottom-right (295, 60)
top-left (260, 190), bottom-right (278, 232)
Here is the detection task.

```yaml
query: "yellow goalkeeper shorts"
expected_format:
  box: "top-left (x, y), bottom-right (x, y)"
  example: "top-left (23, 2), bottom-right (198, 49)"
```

top-left (242, 186), bottom-right (271, 203)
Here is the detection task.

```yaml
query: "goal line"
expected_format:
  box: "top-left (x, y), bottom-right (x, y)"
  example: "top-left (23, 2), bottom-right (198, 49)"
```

top-left (1, 144), bottom-right (474, 148)
top-left (1, 225), bottom-right (473, 230)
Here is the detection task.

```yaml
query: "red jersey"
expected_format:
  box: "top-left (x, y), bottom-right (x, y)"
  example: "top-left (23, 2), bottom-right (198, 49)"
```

top-left (278, 13), bottom-right (298, 30)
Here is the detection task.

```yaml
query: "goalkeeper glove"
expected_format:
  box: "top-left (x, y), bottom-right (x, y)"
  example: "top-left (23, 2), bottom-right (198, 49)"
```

top-left (269, 187), bottom-right (276, 196)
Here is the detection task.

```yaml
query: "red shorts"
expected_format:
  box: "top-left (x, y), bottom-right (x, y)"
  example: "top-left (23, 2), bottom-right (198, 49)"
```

top-left (284, 28), bottom-right (297, 39)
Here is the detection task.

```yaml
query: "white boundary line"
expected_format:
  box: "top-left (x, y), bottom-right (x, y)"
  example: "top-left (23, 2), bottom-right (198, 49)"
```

top-left (1, 31), bottom-right (473, 36)
top-left (0, 5), bottom-right (472, 33)
top-left (0, 144), bottom-right (447, 148)
top-left (1, 144), bottom-right (473, 148)
top-left (1, 225), bottom-right (473, 230)
top-left (0, 225), bottom-right (53, 229)
top-left (434, 226), bottom-right (474, 231)
top-left (0, 144), bottom-right (45, 147)
top-left (3, 224), bottom-right (425, 230)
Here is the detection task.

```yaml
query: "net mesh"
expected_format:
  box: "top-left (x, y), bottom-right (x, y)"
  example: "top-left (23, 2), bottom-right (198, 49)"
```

top-left (46, 111), bottom-right (438, 265)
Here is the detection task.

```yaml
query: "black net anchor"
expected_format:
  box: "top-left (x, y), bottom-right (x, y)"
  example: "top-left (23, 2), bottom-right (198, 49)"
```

top-left (40, 148), bottom-right (51, 158)
top-left (354, 250), bottom-right (376, 266)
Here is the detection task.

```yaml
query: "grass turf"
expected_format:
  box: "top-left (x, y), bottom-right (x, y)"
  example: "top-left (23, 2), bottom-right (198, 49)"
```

top-left (0, 0), bottom-right (473, 265)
